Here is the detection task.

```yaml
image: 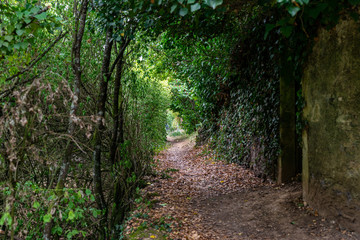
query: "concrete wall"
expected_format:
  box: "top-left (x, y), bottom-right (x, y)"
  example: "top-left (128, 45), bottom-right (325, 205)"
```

top-left (302, 17), bottom-right (360, 231)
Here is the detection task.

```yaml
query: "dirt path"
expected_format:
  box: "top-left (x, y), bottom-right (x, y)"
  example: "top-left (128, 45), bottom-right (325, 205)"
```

top-left (125, 136), bottom-right (359, 240)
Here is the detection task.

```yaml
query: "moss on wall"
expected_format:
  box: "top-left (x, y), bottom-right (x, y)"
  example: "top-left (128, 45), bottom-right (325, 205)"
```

top-left (302, 16), bottom-right (360, 231)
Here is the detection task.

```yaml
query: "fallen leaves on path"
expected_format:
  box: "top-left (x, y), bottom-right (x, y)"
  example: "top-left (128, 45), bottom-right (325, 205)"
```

top-left (124, 137), bottom-right (268, 239)
top-left (124, 137), bottom-right (359, 240)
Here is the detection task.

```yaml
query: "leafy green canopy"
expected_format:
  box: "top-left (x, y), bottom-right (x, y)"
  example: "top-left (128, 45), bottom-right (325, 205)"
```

top-left (158, 32), bottom-right (236, 133)
top-left (151, 0), bottom-right (360, 177)
top-left (0, 1), bottom-right (61, 56)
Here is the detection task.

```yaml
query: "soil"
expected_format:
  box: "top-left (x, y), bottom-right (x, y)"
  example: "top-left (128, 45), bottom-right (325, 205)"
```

top-left (125, 136), bottom-right (359, 240)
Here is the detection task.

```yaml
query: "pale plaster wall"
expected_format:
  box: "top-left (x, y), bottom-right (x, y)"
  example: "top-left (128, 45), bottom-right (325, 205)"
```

top-left (302, 16), bottom-right (360, 231)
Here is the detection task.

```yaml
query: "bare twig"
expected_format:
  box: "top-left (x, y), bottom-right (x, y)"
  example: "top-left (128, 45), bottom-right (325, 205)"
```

top-left (48, 131), bottom-right (94, 154)
top-left (0, 74), bottom-right (39, 100)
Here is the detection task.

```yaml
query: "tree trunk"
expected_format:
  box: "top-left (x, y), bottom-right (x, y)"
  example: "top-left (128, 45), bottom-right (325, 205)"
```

top-left (43, 0), bottom-right (88, 238)
top-left (92, 28), bottom-right (113, 238)
top-left (109, 39), bottom-right (130, 165)
top-left (109, 39), bottom-right (131, 238)
top-left (277, 49), bottom-right (296, 183)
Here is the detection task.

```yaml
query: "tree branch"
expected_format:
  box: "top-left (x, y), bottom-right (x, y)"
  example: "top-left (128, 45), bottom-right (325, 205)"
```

top-left (109, 38), bottom-right (131, 77)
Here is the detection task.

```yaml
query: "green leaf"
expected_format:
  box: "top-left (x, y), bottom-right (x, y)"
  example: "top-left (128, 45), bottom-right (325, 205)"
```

top-left (66, 232), bottom-right (71, 239)
top-left (187, 0), bottom-right (195, 3)
top-left (179, 7), bottom-right (189, 16)
top-left (4, 36), bottom-right (13, 42)
top-left (307, 3), bottom-right (327, 19)
top-left (52, 226), bottom-right (63, 235)
top-left (30, 6), bottom-right (40, 14)
top-left (43, 214), bottom-right (52, 223)
top-left (287, 5), bottom-right (300, 17)
top-left (16, 29), bottom-right (25, 36)
top-left (90, 195), bottom-right (95, 202)
top-left (0, 212), bottom-right (11, 226)
top-left (68, 210), bottom-right (75, 220)
top-left (20, 42), bottom-right (28, 50)
top-left (295, 0), bottom-right (304, 5)
top-left (35, 12), bottom-right (47, 21)
top-left (68, 201), bottom-right (75, 209)
top-left (16, 11), bottom-right (23, 18)
top-left (7, 25), bottom-right (15, 34)
top-left (280, 26), bottom-right (293, 38)
top-left (191, 3), bottom-right (201, 12)
top-left (24, 18), bottom-right (31, 24)
top-left (264, 24), bottom-right (276, 39)
top-left (170, 4), bottom-right (177, 13)
top-left (24, 10), bottom-right (31, 17)
top-left (33, 201), bottom-right (40, 209)
top-left (178, 0), bottom-right (184, 3)
top-left (93, 209), bottom-right (101, 218)
top-left (85, 189), bottom-right (91, 196)
top-left (64, 230), bottom-right (78, 239)
top-left (276, 18), bottom-right (289, 26)
top-left (207, 0), bottom-right (223, 9)
top-left (302, 0), bottom-right (309, 4)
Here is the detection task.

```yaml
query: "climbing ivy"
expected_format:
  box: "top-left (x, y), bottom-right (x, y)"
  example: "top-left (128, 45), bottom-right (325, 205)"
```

top-left (160, 0), bottom-right (360, 179)
top-left (209, 10), bottom-right (282, 178)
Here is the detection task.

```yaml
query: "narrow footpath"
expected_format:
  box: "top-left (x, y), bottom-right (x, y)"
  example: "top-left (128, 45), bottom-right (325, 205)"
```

top-left (125, 136), bottom-right (358, 240)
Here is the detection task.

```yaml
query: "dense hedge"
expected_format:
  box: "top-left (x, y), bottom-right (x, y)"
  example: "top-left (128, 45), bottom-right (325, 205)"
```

top-left (203, 14), bottom-right (281, 179)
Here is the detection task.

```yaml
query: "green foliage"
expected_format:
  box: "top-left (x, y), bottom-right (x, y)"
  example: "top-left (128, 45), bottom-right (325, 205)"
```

top-left (0, 1), bottom-right (61, 57)
top-left (0, 181), bottom-right (98, 239)
top-left (123, 39), bottom-right (170, 150)
top-left (3, 0), bottom-right (358, 238)
top-left (165, 0), bottom-right (360, 179)
top-left (168, 78), bottom-right (200, 133)
top-left (155, 30), bottom-right (237, 133)
top-left (170, 0), bottom-right (224, 16)
top-left (169, 130), bottom-right (185, 137)
top-left (0, 1), bottom-right (171, 239)
top-left (209, 0), bottom-right (360, 178)
top-left (144, 3), bottom-right (281, 177)
top-left (269, 0), bottom-right (360, 39)
top-left (201, 11), bottom-right (281, 177)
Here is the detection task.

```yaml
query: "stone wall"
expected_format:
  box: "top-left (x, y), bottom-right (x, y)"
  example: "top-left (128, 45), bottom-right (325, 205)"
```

top-left (302, 17), bottom-right (360, 231)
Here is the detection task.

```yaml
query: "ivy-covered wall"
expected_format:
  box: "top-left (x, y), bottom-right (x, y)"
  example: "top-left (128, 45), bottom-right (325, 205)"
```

top-left (209, 16), bottom-right (281, 179)
top-left (302, 16), bottom-right (360, 231)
